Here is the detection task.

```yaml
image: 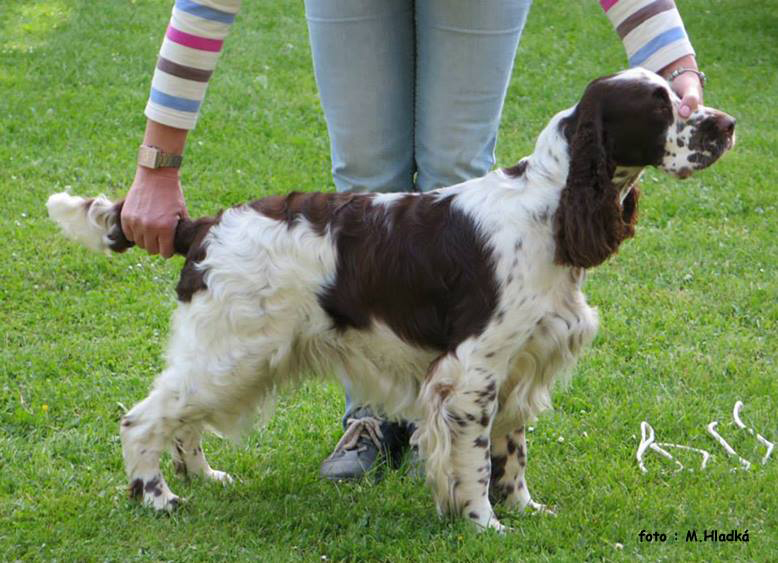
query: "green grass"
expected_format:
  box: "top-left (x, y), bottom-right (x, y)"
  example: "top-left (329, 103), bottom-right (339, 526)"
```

top-left (1, 0), bottom-right (776, 560)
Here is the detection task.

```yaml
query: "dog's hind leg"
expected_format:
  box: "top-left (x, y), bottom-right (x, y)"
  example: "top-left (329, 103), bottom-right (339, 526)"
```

top-left (171, 423), bottom-right (233, 484)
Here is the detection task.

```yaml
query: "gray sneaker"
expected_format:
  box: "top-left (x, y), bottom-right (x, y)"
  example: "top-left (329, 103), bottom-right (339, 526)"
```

top-left (319, 414), bottom-right (386, 481)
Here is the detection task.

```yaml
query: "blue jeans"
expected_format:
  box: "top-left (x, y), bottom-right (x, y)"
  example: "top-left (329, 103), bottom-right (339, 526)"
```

top-left (304, 0), bottom-right (532, 423)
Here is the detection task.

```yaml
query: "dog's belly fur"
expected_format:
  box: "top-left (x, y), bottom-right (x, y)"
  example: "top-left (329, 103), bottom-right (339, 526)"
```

top-left (335, 322), bottom-right (438, 420)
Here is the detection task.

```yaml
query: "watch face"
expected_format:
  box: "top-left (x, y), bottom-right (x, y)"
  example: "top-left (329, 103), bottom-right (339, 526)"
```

top-left (138, 145), bottom-right (159, 168)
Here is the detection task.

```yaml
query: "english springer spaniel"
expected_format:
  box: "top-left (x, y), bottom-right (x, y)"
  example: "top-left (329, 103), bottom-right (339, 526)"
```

top-left (48, 68), bottom-right (734, 531)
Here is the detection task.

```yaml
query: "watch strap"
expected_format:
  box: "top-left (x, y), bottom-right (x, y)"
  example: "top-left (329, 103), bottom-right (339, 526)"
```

top-left (667, 68), bottom-right (706, 89)
top-left (138, 144), bottom-right (183, 169)
top-left (157, 151), bottom-right (183, 169)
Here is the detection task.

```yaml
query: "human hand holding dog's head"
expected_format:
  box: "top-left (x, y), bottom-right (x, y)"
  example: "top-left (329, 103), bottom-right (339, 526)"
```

top-left (672, 72), bottom-right (703, 119)
top-left (661, 55), bottom-right (704, 119)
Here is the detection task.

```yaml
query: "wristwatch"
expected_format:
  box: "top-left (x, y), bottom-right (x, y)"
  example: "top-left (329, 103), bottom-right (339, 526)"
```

top-left (137, 144), bottom-right (184, 169)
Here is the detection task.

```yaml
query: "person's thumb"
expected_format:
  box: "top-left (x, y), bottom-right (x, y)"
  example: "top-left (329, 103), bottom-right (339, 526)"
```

top-left (679, 90), bottom-right (701, 119)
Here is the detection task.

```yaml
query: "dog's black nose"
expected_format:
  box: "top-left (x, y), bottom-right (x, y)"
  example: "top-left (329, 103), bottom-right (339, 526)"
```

top-left (715, 113), bottom-right (736, 137)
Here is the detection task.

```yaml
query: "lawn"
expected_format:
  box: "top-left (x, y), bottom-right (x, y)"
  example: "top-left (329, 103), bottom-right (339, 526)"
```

top-left (1, 0), bottom-right (776, 561)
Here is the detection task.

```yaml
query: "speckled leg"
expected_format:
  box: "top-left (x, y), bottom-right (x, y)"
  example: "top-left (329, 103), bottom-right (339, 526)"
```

top-left (171, 424), bottom-right (233, 484)
top-left (490, 426), bottom-right (553, 514)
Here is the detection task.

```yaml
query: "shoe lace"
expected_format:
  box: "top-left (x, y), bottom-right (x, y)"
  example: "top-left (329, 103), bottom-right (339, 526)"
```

top-left (332, 416), bottom-right (384, 454)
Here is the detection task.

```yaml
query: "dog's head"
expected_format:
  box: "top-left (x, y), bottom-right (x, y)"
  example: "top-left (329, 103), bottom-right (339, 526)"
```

top-left (582, 68), bottom-right (735, 177)
top-left (554, 68), bottom-right (735, 268)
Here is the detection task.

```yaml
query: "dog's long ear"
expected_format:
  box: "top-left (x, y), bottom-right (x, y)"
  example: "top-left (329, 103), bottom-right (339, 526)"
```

top-left (553, 98), bottom-right (636, 268)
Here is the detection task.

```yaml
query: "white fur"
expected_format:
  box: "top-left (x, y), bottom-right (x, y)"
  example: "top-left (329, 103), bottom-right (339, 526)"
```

top-left (46, 192), bottom-right (116, 253)
top-left (371, 192), bottom-right (410, 209)
top-left (607, 66), bottom-right (667, 88)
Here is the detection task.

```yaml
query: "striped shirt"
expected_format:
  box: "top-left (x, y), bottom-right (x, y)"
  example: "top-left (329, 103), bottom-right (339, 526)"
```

top-left (145, 0), bottom-right (695, 130)
top-left (145, 0), bottom-right (239, 130)
top-left (600, 0), bottom-right (694, 70)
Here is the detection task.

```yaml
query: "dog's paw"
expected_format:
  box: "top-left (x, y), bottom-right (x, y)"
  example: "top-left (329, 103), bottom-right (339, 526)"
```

top-left (205, 469), bottom-right (234, 484)
top-left (129, 475), bottom-right (182, 512)
top-left (465, 508), bottom-right (508, 533)
top-left (503, 489), bottom-right (556, 516)
top-left (525, 499), bottom-right (556, 516)
top-left (486, 516), bottom-right (509, 534)
top-left (147, 492), bottom-right (183, 512)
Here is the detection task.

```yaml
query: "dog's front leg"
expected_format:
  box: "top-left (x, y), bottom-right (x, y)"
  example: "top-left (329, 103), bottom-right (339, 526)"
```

top-left (171, 423), bottom-right (233, 484)
top-left (490, 426), bottom-right (554, 514)
top-left (416, 354), bottom-right (504, 532)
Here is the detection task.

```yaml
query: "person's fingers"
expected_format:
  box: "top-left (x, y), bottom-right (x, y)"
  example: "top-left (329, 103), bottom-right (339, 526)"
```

top-left (122, 214), bottom-right (136, 242)
top-left (145, 233), bottom-right (160, 256)
top-left (159, 230), bottom-right (175, 259)
top-left (127, 218), bottom-right (180, 257)
top-left (670, 73), bottom-right (702, 119)
top-left (679, 91), bottom-right (700, 119)
top-left (136, 229), bottom-right (151, 253)
top-left (694, 85), bottom-right (703, 109)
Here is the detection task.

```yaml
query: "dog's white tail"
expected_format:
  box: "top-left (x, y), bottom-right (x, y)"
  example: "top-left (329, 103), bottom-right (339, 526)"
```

top-left (47, 191), bottom-right (207, 256)
top-left (46, 192), bottom-right (130, 253)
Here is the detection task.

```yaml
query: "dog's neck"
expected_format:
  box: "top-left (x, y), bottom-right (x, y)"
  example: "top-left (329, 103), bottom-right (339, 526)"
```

top-left (513, 107), bottom-right (577, 188)
top-left (504, 106), bottom-right (645, 204)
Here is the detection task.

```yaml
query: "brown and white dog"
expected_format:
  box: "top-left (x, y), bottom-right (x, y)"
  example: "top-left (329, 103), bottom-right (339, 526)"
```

top-left (47, 68), bottom-right (734, 531)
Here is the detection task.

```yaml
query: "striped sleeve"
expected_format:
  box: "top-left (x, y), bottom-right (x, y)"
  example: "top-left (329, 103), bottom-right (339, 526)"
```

top-left (600, 0), bottom-right (695, 73)
top-left (144, 0), bottom-right (241, 130)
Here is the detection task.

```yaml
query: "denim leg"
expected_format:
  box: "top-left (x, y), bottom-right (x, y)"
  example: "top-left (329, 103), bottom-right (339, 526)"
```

top-left (306, 0), bottom-right (417, 427)
top-left (414, 0), bottom-right (532, 191)
top-left (304, 0), bottom-right (416, 194)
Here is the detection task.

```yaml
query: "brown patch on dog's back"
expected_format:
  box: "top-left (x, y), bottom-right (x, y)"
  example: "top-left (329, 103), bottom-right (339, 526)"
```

top-left (251, 191), bottom-right (365, 236)
top-left (317, 193), bottom-right (499, 351)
